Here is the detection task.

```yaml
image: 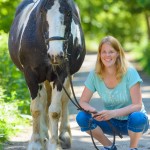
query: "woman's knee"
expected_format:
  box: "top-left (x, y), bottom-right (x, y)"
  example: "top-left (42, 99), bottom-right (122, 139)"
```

top-left (128, 112), bottom-right (149, 132)
top-left (128, 112), bottom-right (147, 125)
top-left (76, 111), bottom-right (92, 127)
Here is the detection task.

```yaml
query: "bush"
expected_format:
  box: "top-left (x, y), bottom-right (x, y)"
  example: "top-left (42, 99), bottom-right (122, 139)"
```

top-left (0, 31), bottom-right (30, 143)
top-left (0, 31), bottom-right (30, 112)
top-left (0, 86), bottom-right (30, 143)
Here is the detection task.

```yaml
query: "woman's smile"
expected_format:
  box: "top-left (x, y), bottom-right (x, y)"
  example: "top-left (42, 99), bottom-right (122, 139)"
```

top-left (100, 43), bottom-right (118, 68)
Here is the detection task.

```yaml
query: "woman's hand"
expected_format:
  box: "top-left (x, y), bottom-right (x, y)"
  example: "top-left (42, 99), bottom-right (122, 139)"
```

top-left (93, 110), bottom-right (116, 121)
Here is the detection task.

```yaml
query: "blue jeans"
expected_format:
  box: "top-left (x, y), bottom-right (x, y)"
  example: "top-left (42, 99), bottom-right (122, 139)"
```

top-left (76, 111), bottom-right (149, 135)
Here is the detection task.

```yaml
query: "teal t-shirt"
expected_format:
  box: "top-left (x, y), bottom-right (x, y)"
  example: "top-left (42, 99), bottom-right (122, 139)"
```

top-left (85, 67), bottom-right (146, 120)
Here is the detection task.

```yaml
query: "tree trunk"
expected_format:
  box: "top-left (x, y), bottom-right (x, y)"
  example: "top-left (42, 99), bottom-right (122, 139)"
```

top-left (145, 12), bottom-right (150, 40)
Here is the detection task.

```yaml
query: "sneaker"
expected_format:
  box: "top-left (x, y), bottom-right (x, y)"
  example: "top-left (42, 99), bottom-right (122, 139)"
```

top-left (101, 145), bottom-right (117, 150)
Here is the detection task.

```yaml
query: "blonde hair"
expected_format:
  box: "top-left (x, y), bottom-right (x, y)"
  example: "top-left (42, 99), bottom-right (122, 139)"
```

top-left (95, 36), bottom-right (129, 81)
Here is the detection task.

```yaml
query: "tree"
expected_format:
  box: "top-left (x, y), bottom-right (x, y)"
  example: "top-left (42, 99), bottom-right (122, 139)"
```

top-left (124, 0), bottom-right (150, 40)
top-left (75, 0), bottom-right (145, 48)
top-left (0, 0), bottom-right (20, 32)
top-left (124, 0), bottom-right (150, 73)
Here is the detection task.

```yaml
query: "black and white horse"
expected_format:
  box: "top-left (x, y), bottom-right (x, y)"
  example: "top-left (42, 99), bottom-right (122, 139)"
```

top-left (8, 0), bottom-right (85, 149)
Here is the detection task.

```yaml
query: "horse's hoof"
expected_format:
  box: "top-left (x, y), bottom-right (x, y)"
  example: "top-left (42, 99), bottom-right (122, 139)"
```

top-left (59, 131), bottom-right (71, 149)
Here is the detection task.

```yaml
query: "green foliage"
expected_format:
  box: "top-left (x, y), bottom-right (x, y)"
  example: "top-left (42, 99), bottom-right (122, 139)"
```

top-left (0, 31), bottom-right (30, 143)
top-left (0, 0), bottom-right (21, 32)
top-left (0, 1), bottom-right (31, 138)
top-left (0, 86), bottom-right (29, 143)
top-left (124, 0), bottom-right (150, 13)
top-left (75, 0), bottom-right (146, 49)
top-left (0, 31), bottom-right (30, 114)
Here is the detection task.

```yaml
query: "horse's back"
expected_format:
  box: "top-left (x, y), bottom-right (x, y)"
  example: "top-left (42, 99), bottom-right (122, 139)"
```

top-left (8, 0), bottom-right (44, 70)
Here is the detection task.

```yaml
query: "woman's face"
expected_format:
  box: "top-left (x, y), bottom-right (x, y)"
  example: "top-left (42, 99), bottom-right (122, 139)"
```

top-left (100, 43), bottom-right (119, 68)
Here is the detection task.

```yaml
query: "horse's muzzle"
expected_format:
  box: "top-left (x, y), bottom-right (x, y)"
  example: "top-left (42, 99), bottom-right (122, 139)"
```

top-left (48, 52), bottom-right (64, 65)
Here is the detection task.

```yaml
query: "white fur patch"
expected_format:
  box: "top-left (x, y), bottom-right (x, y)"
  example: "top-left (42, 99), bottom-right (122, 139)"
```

top-left (49, 85), bottom-right (62, 113)
top-left (71, 19), bottom-right (82, 60)
top-left (71, 19), bottom-right (82, 45)
top-left (46, 0), bottom-right (66, 57)
top-left (29, 83), bottom-right (49, 149)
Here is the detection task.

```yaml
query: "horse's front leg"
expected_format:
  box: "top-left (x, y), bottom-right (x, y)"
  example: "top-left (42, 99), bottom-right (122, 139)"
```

top-left (28, 82), bottom-right (50, 150)
top-left (24, 70), bottom-right (50, 150)
top-left (48, 84), bottom-right (62, 150)
top-left (59, 77), bottom-right (71, 149)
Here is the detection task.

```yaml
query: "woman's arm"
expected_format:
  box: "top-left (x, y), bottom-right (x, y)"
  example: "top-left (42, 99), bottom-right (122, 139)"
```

top-left (79, 86), bottom-right (96, 113)
top-left (94, 83), bottom-right (143, 121)
top-left (115, 82), bottom-right (142, 117)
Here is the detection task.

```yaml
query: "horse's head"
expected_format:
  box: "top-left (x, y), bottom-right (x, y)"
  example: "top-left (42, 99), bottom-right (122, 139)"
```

top-left (41, 0), bottom-right (74, 66)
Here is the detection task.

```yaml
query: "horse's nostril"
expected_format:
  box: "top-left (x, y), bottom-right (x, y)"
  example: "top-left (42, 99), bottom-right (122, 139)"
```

top-left (60, 52), bottom-right (63, 56)
top-left (60, 52), bottom-right (64, 59)
top-left (48, 52), bottom-right (64, 64)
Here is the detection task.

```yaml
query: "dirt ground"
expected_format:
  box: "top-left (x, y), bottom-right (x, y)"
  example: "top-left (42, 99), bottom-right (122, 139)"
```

top-left (2, 53), bottom-right (150, 150)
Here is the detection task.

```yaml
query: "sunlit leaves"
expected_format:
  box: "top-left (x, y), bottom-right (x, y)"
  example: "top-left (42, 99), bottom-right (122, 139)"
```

top-left (75, 0), bottom-right (145, 47)
top-left (0, 0), bottom-right (21, 32)
top-left (0, 31), bottom-right (30, 143)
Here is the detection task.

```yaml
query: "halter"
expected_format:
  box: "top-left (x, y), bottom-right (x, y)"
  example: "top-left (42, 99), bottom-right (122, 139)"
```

top-left (44, 35), bottom-right (70, 64)
top-left (41, 0), bottom-right (72, 49)
top-left (45, 36), bottom-right (68, 44)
